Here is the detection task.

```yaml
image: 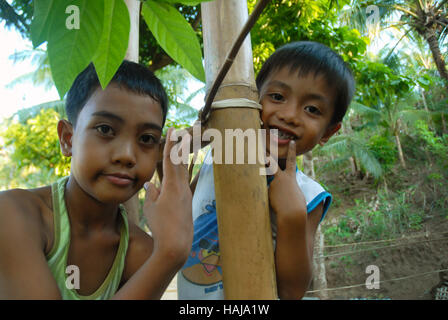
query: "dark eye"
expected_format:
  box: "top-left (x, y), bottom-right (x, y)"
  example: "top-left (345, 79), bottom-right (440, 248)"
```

top-left (268, 93), bottom-right (284, 102)
top-left (305, 105), bottom-right (321, 115)
top-left (96, 124), bottom-right (114, 136)
top-left (140, 134), bottom-right (158, 145)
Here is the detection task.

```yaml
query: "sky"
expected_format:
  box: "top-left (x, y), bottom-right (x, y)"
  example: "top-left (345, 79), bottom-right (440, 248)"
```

top-left (0, 21), bottom-right (205, 124)
top-left (0, 21), bottom-right (60, 122)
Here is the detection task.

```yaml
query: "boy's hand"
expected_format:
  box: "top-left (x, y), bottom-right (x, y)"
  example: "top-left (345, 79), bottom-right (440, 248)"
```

top-left (143, 128), bottom-right (193, 266)
top-left (268, 140), bottom-right (307, 220)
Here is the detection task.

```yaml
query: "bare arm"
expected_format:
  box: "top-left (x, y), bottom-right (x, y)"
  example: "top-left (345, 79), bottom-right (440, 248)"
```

top-left (0, 191), bottom-right (61, 299)
top-left (268, 140), bottom-right (322, 299)
top-left (274, 202), bottom-right (322, 299)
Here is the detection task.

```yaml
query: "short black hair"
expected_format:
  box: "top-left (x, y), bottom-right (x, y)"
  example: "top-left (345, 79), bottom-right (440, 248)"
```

top-left (66, 60), bottom-right (169, 127)
top-left (256, 41), bottom-right (355, 125)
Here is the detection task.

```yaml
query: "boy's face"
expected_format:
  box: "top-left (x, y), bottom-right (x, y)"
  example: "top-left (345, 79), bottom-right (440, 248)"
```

top-left (60, 85), bottom-right (163, 204)
top-left (260, 67), bottom-right (341, 160)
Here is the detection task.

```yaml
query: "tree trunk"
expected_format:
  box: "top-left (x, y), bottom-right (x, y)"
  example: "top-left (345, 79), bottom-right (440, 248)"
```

top-left (349, 156), bottom-right (357, 176)
top-left (341, 122), bottom-right (358, 176)
top-left (303, 151), bottom-right (315, 179)
top-left (424, 29), bottom-right (448, 88)
top-left (122, 0), bottom-right (141, 225)
top-left (394, 131), bottom-right (406, 168)
top-left (442, 113), bottom-right (447, 134)
top-left (201, 0), bottom-right (277, 299)
top-left (421, 90), bottom-right (429, 112)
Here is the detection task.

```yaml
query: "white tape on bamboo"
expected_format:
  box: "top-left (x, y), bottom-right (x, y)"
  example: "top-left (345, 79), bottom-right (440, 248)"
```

top-left (211, 98), bottom-right (262, 110)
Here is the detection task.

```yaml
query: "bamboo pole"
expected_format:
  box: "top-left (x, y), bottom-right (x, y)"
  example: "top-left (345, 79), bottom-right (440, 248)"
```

top-left (123, 0), bottom-right (141, 224)
top-left (201, 0), bottom-right (277, 299)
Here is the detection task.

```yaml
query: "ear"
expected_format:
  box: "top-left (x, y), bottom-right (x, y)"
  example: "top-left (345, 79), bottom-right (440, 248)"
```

top-left (57, 120), bottom-right (73, 157)
top-left (319, 122), bottom-right (341, 146)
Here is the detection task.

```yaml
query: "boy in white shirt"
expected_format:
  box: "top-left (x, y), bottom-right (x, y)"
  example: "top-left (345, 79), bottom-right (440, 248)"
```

top-left (178, 41), bottom-right (355, 299)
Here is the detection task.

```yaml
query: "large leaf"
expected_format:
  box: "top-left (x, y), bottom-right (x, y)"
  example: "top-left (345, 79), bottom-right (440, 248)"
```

top-left (160, 0), bottom-right (214, 5)
top-left (30, 0), bottom-right (57, 48)
top-left (47, 0), bottom-right (104, 98)
top-left (142, 1), bottom-right (205, 82)
top-left (92, 0), bottom-right (130, 89)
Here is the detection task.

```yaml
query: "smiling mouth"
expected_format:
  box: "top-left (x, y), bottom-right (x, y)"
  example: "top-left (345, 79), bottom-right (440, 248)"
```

top-left (268, 126), bottom-right (298, 141)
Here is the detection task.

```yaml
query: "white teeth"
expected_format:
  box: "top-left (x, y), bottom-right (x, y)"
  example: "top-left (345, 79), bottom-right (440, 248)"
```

top-left (272, 128), bottom-right (295, 140)
top-left (279, 131), bottom-right (293, 139)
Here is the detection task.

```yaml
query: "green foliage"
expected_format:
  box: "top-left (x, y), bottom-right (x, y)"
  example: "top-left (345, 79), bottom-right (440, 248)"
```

top-left (249, 0), bottom-right (368, 72)
top-left (323, 190), bottom-right (425, 245)
top-left (368, 135), bottom-right (397, 172)
top-left (1, 108), bottom-right (70, 189)
top-left (316, 131), bottom-right (383, 179)
top-left (29, 0), bottom-right (207, 98)
top-left (7, 48), bottom-right (53, 91)
top-left (155, 64), bottom-right (201, 128)
top-left (141, 1), bottom-right (205, 82)
top-left (41, 0), bottom-right (106, 97)
top-left (414, 120), bottom-right (448, 170)
top-left (354, 60), bottom-right (412, 107)
top-left (92, 0), bottom-right (130, 89)
top-left (161, 0), bottom-right (213, 5)
top-left (0, 0), bottom-right (33, 37)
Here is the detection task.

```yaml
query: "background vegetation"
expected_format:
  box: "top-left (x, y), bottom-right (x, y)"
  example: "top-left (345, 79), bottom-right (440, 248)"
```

top-left (0, 0), bottom-right (447, 298)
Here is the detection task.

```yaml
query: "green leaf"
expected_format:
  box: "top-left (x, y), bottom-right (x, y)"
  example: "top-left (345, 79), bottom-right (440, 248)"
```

top-left (159, 0), bottom-right (213, 5)
top-left (142, 1), bottom-right (205, 82)
top-left (92, 0), bottom-right (130, 89)
top-left (30, 0), bottom-right (57, 48)
top-left (47, 0), bottom-right (105, 98)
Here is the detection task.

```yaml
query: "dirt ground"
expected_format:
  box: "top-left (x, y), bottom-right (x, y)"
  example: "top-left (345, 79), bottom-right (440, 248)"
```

top-left (307, 215), bottom-right (448, 300)
top-left (161, 215), bottom-right (448, 300)
top-left (306, 167), bottom-right (448, 300)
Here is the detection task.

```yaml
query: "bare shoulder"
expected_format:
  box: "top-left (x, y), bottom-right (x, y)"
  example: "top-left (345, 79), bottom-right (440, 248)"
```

top-left (0, 187), bottom-right (52, 250)
top-left (0, 187), bottom-right (61, 299)
top-left (121, 221), bottom-right (154, 282)
top-left (1, 187), bottom-right (48, 226)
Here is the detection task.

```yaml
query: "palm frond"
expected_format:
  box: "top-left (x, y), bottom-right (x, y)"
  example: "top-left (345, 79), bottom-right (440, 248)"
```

top-left (353, 143), bottom-right (383, 178)
top-left (350, 101), bottom-right (382, 118)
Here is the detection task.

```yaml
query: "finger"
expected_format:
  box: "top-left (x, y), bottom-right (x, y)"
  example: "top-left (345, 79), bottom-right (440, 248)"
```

top-left (188, 150), bottom-right (198, 183)
top-left (162, 128), bottom-right (191, 189)
top-left (144, 182), bottom-right (160, 202)
top-left (162, 127), bottom-right (177, 180)
top-left (178, 131), bottom-right (192, 170)
top-left (163, 127), bottom-right (175, 162)
top-left (267, 152), bottom-right (280, 177)
top-left (285, 140), bottom-right (297, 174)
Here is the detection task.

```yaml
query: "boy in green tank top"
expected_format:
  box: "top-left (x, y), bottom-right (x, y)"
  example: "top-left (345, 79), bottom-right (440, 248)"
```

top-left (0, 61), bottom-right (193, 299)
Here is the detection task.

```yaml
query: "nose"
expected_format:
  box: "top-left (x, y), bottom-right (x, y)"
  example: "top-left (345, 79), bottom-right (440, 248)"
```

top-left (277, 101), bottom-right (301, 126)
top-left (111, 141), bottom-right (137, 168)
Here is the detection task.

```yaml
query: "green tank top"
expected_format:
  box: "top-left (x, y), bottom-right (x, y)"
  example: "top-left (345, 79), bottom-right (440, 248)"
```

top-left (46, 176), bottom-right (129, 300)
